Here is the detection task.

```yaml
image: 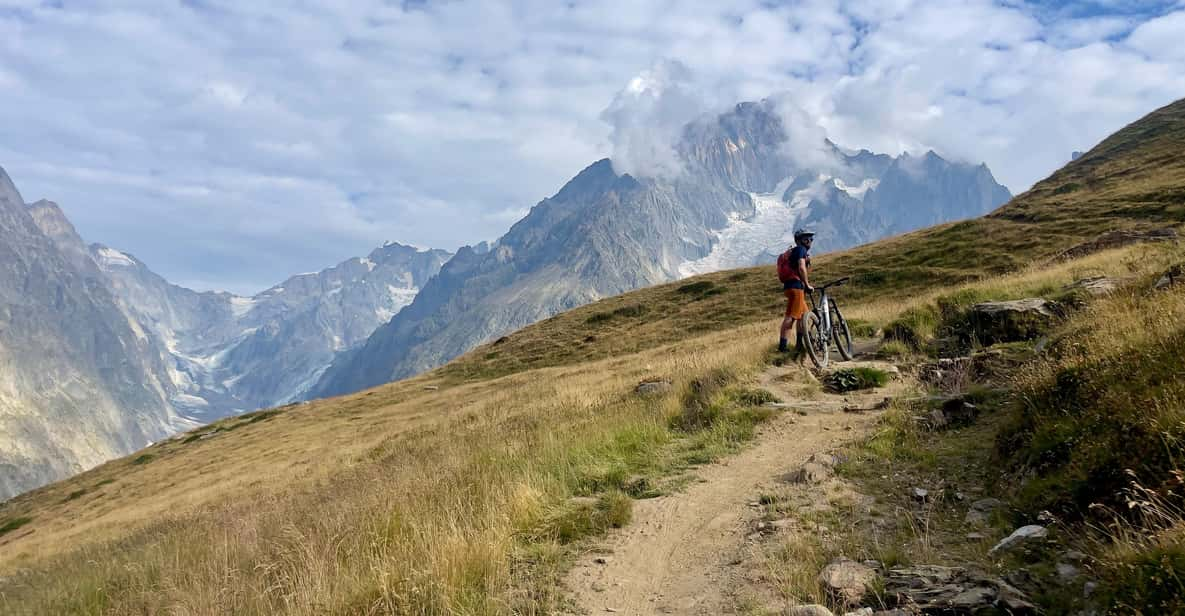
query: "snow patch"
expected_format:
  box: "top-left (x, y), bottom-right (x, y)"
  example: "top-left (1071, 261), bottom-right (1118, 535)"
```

top-left (377, 285), bottom-right (420, 322)
top-left (834, 177), bottom-right (879, 200)
top-left (229, 296), bottom-right (256, 317)
top-left (172, 393), bottom-right (210, 408)
top-left (96, 247), bottom-right (136, 268)
top-left (359, 257), bottom-right (376, 271)
top-left (678, 177), bottom-right (809, 278)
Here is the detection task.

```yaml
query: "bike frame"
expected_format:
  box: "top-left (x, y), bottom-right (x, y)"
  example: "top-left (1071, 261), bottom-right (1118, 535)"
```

top-left (814, 289), bottom-right (832, 343)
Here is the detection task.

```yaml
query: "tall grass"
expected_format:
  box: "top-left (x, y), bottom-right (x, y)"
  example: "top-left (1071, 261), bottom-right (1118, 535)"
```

top-left (0, 325), bottom-right (774, 614)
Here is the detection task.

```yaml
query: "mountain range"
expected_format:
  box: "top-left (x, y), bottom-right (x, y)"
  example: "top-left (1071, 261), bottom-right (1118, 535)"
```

top-left (312, 101), bottom-right (1010, 397)
top-left (0, 99), bottom-right (1010, 499)
top-left (0, 175), bottom-right (449, 499)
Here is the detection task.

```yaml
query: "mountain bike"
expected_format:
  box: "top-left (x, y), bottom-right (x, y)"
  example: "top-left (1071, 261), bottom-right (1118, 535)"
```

top-left (800, 277), bottom-right (854, 369)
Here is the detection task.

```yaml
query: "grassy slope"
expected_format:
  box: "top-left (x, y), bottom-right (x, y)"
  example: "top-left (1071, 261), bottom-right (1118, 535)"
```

top-left (0, 98), bottom-right (1182, 613)
top-left (440, 98), bottom-right (1185, 383)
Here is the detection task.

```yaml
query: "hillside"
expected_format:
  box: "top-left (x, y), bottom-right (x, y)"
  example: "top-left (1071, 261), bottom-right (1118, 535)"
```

top-left (0, 97), bottom-right (1182, 614)
top-left (313, 101), bottom-right (1010, 398)
top-left (439, 97), bottom-right (1185, 384)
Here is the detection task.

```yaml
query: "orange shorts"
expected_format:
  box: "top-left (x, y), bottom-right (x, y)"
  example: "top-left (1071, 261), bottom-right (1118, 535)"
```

top-left (784, 289), bottom-right (807, 319)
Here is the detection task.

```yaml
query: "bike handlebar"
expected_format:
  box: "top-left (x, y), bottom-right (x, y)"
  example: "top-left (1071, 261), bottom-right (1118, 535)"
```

top-left (811, 277), bottom-right (850, 291)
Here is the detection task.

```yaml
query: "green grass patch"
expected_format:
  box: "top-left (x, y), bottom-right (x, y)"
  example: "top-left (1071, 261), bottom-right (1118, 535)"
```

top-left (586, 304), bottom-right (648, 324)
top-left (883, 305), bottom-right (940, 350)
top-left (0, 515), bottom-right (33, 537)
top-left (997, 329), bottom-right (1185, 517)
top-left (874, 340), bottom-right (911, 360)
top-left (845, 318), bottom-right (877, 338)
top-left (531, 491), bottom-right (634, 544)
top-left (823, 367), bottom-right (890, 393)
top-left (130, 454), bottom-right (155, 466)
top-left (676, 280), bottom-right (716, 295)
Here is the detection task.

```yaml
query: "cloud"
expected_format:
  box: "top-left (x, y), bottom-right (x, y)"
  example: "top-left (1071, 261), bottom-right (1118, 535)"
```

top-left (600, 59), bottom-right (709, 179)
top-left (0, 1), bottom-right (1182, 293)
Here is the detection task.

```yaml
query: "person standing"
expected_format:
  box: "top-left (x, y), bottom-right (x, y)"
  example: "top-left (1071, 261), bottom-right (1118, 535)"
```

top-left (776, 229), bottom-right (814, 357)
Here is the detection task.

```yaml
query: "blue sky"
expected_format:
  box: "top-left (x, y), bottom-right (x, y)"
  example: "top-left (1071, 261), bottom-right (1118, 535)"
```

top-left (1, 0), bottom-right (1183, 294)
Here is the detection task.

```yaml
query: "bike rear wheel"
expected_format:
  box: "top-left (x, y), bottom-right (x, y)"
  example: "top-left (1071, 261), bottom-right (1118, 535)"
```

top-left (831, 303), bottom-right (854, 361)
top-left (802, 312), bottom-right (829, 369)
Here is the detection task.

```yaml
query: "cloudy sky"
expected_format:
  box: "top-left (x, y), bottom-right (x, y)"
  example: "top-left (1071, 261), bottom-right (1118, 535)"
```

top-left (1, 0), bottom-right (1183, 294)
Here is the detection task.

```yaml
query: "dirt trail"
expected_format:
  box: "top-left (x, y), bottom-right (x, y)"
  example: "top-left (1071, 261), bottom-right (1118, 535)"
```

top-left (566, 360), bottom-right (905, 615)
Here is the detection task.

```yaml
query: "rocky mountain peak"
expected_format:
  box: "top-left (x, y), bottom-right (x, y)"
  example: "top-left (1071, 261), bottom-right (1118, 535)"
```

top-left (0, 165), bottom-right (24, 212)
top-left (27, 200), bottom-right (84, 247)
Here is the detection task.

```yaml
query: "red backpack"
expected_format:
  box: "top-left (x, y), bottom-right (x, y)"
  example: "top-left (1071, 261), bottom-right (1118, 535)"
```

top-left (777, 250), bottom-right (796, 284)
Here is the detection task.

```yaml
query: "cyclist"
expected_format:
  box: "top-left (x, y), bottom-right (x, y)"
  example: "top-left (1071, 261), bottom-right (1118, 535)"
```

top-left (776, 229), bottom-right (815, 358)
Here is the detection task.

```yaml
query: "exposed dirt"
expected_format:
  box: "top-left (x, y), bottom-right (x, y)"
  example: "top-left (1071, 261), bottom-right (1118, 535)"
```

top-left (566, 357), bottom-right (908, 615)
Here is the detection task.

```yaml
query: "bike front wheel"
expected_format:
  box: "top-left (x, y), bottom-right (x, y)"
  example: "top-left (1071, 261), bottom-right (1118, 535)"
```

top-left (831, 303), bottom-right (854, 361)
top-left (802, 312), bottom-right (829, 369)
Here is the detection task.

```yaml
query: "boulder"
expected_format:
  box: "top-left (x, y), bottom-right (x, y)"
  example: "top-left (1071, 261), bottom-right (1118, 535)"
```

top-left (1063, 276), bottom-right (1119, 297)
top-left (970, 498), bottom-right (1004, 513)
top-left (808, 452), bottom-right (840, 467)
top-left (1054, 228), bottom-right (1178, 261)
top-left (968, 299), bottom-right (1059, 344)
top-left (1056, 563), bottom-right (1081, 583)
top-left (843, 609), bottom-right (874, 616)
top-left (989, 525), bottom-right (1049, 555)
top-left (940, 399), bottom-right (979, 426)
top-left (819, 558), bottom-right (878, 606)
top-left (882, 565), bottom-right (1034, 614)
top-left (787, 606), bottom-right (835, 616)
top-left (965, 498), bottom-right (1004, 527)
top-left (1154, 264), bottom-right (1184, 291)
top-left (924, 397), bottom-right (980, 430)
top-left (787, 462), bottom-right (833, 484)
top-left (635, 380), bottom-right (672, 395)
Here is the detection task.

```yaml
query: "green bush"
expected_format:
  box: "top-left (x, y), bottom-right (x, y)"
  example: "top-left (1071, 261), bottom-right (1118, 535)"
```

top-left (726, 387), bottom-right (781, 407)
top-left (883, 305), bottom-right (939, 350)
top-left (823, 367), bottom-right (890, 392)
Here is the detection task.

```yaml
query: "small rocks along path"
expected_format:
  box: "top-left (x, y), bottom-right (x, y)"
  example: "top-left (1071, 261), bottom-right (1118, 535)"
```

top-left (566, 356), bottom-right (909, 615)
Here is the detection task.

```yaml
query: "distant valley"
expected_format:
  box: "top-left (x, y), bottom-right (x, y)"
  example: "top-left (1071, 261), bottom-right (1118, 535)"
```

top-left (0, 173), bottom-right (449, 499)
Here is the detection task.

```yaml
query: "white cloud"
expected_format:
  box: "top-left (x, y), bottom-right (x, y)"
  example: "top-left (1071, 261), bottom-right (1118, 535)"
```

top-left (1126, 10), bottom-right (1185, 60)
top-left (0, 0), bottom-right (1182, 293)
top-left (601, 59), bottom-right (710, 179)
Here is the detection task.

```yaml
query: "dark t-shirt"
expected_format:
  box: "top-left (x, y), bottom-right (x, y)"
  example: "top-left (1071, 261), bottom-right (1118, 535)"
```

top-left (783, 245), bottom-right (810, 290)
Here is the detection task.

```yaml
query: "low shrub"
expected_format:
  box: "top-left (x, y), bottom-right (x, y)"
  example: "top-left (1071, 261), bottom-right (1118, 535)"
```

top-left (823, 367), bottom-right (890, 392)
top-left (883, 305), bottom-right (939, 350)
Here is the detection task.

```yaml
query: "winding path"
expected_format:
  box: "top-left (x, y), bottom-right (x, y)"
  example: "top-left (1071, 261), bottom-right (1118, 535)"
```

top-left (566, 361), bottom-right (903, 615)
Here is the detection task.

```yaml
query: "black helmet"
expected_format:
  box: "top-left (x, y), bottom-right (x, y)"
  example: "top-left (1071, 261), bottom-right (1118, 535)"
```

top-left (794, 228), bottom-right (815, 242)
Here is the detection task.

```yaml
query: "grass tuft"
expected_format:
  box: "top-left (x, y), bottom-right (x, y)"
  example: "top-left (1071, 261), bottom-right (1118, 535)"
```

top-left (823, 367), bottom-right (890, 393)
top-left (0, 516), bottom-right (33, 537)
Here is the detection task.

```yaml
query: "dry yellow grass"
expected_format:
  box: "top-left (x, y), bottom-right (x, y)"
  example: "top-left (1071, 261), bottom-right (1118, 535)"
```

top-left (2, 97), bottom-right (1182, 614)
top-left (0, 320), bottom-right (778, 614)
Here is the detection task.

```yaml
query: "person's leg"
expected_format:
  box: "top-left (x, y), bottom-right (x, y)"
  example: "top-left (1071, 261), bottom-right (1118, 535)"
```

top-left (778, 315), bottom-right (794, 352)
top-left (779, 289), bottom-right (795, 352)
